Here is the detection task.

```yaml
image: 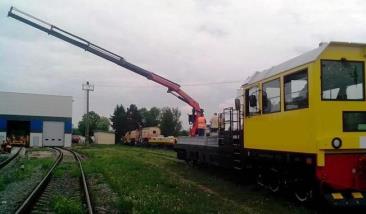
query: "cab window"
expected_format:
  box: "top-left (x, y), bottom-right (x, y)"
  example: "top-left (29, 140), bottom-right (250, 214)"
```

top-left (284, 69), bottom-right (308, 110)
top-left (343, 111), bottom-right (366, 132)
top-left (321, 60), bottom-right (364, 100)
top-left (262, 78), bottom-right (281, 113)
top-left (245, 86), bottom-right (260, 116)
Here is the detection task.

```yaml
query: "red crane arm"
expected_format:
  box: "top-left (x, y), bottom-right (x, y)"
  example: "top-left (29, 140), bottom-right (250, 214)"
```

top-left (8, 7), bottom-right (204, 136)
top-left (148, 73), bottom-right (201, 112)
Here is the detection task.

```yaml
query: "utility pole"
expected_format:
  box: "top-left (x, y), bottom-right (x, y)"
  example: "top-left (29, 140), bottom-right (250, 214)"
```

top-left (82, 81), bottom-right (94, 144)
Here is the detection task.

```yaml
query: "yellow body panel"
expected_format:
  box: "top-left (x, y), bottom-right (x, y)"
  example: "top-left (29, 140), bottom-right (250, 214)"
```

top-left (149, 136), bottom-right (176, 145)
top-left (243, 44), bottom-right (366, 166)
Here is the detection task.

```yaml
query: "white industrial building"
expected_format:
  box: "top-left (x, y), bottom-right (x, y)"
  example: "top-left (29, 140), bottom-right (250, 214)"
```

top-left (0, 91), bottom-right (72, 147)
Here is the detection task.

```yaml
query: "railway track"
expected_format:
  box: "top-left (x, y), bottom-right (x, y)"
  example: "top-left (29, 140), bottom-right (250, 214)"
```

top-left (0, 147), bottom-right (23, 170)
top-left (16, 147), bottom-right (93, 214)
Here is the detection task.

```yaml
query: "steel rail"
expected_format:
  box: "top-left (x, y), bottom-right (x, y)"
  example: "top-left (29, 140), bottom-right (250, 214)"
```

top-left (0, 147), bottom-right (23, 170)
top-left (15, 147), bottom-right (63, 214)
top-left (62, 148), bottom-right (93, 214)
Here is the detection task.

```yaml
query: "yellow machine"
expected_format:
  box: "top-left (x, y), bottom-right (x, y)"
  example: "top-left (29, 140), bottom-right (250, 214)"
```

top-left (176, 42), bottom-right (366, 206)
top-left (149, 136), bottom-right (177, 147)
top-left (140, 127), bottom-right (161, 144)
top-left (123, 130), bottom-right (140, 145)
top-left (241, 42), bottom-right (366, 204)
top-left (123, 127), bottom-right (176, 147)
top-left (243, 42), bottom-right (365, 164)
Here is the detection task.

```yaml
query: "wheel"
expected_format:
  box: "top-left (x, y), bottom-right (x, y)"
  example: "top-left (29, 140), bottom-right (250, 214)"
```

top-left (293, 178), bottom-right (313, 202)
top-left (186, 159), bottom-right (197, 167)
top-left (268, 168), bottom-right (280, 193)
top-left (268, 179), bottom-right (280, 193)
top-left (294, 189), bottom-right (312, 202)
top-left (256, 172), bottom-right (265, 187)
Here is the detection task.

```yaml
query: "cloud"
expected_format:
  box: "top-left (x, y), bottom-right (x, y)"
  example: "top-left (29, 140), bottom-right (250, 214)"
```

top-left (197, 24), bottom-right (228, 38)
top-left (1, 0), bottom-right (366, 129)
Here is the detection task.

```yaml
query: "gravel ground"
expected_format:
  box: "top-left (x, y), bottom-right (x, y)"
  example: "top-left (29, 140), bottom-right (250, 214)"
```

top-left (0, 149), bottom-right (55, 214)
top-left (31, 165), bottom-right (83, 213)
top-left (0, 153), bottom-right (11, 162)
top-left (88, 173), bottom-right (120, 214)
top-left (31, 149), bottom-right (85, 213)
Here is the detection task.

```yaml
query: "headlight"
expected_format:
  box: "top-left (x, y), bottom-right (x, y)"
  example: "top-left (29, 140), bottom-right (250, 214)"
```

top-left (332, 137), bottom-right (342, 149)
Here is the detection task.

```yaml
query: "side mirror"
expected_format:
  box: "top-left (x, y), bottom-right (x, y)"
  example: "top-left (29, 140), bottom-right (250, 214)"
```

top-left (249, 95), bottom-right (257, 107)
top-left (235, 98), bottom-right (240, 110)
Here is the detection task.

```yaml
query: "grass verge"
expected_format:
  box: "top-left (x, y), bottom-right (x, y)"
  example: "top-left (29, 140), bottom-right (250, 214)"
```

top-left (0, 154), bottom-right (53, 191)
top-left (76, 145), bottom-right (312, 214)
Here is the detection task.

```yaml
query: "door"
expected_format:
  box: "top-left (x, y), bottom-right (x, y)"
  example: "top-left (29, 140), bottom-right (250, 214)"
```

top-left (43, 121), bottom-right (64, 146)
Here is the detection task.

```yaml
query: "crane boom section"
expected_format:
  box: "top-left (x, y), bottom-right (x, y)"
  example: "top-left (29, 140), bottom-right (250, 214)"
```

top-left (8, 7), bottom-right (201, 112)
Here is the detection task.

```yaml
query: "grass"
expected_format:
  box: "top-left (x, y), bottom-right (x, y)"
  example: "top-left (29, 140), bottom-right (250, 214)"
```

top-left (51, 195), bottom-right (83, 214)
top-left (76, 145), bottom-right (313, 214)
top-left (53, 162), bottom-right (80, 178)
top-left (0, 154), bottom-right (53, 191)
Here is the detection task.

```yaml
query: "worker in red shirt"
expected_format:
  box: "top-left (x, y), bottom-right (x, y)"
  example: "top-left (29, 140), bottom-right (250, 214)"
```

top-left (197, 114), bottom-right (206, 136)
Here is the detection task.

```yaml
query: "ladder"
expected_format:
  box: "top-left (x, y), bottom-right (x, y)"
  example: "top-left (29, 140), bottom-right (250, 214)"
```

top-left (220, 107), bottom-right (243, 170)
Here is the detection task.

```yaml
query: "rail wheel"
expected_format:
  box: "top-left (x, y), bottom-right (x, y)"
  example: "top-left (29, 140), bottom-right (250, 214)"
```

top-left (256, 172), bottom-right (265, 187)
top-left (268, 178), bottom-right (280, 193)
top-left (293, 178), bottom-right (313, 202)
top-left (186, 159), bottom-right (197, 167)
top-left (268, 168), bottom-right (280, 193)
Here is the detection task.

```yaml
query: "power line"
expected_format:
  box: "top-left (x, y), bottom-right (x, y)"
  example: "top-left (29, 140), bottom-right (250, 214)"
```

top-left (96, 80), bottom-right (243, 88)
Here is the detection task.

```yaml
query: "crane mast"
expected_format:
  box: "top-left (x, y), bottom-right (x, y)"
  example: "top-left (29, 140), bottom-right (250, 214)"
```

top-left (8, 7), bottom-right (203, 136)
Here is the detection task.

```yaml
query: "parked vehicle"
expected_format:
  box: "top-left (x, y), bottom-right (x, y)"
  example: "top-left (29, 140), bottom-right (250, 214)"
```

top-left (123, 127), bottom-right (176, 147)
top-left (175, 42), bottom-right (366, 207)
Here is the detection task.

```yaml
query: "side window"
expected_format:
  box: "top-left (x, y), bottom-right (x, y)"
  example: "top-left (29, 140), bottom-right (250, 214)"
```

top-left (262, 78), bottom-right (281, 113)
top-left (245, 85), bottom-right (260, 116)
top-left (284, 69), bottom-right (308, 110)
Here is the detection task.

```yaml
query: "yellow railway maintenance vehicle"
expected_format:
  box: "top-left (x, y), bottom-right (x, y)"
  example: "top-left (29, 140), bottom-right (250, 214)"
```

top-left (123, 127), bottom-right (176, 147)
top-left (149, 136), bottom-right (177, 147)
top-left (175, 42), bottom-right (366, 207)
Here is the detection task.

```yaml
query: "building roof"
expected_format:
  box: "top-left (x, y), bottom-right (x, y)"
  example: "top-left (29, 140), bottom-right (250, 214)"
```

top-left (0, 90), bottom-right (72, 98)
top-left (243, 42), bottom-right (328, 86)
top-left (242, 41), bottom-right (366, 86)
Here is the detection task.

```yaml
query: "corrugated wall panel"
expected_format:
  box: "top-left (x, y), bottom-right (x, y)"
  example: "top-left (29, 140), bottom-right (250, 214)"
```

top-left (0, 91), bottom-right (72, 118)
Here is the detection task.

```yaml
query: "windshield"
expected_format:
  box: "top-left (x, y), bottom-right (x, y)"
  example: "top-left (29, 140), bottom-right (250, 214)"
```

top-left (321, 60), bottom-right (364, 100)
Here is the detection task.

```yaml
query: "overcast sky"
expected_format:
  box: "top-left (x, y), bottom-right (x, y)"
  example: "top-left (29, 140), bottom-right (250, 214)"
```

top-left (1, 0), bottom-right (366, 129)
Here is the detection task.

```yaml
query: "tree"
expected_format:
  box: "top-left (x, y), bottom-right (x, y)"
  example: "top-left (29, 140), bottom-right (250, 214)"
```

top-left (148, 107), bottom-right (161, 126)
top-left (126, 104), bottom-right (142, 131)
top-left (139, 107), bottom-right (148, 125)
top-left (96, 116), bottom-right (110, 131)
top-left (72, 128), bottom-right (81, 135)
top-left (159, 107), bottom-right (182, 136)
top-left (179, 130), bottom-right (189, 136)
top-left (110, 104), bottom-right (127, 143)
top-left (78, 111), bottom-right (101, 137)
top-left (139, 107), bottom-right (160, 127)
